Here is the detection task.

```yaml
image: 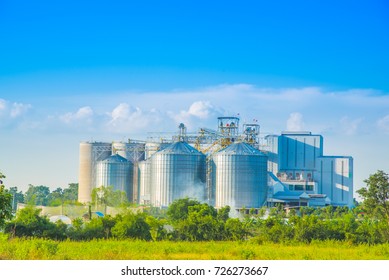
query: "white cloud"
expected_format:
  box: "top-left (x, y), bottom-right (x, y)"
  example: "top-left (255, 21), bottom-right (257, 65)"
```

top-left (188, 101), bottom-right (213, 119)
top-left (2, 84), bottom-right (389, 138)
top-left (10, 102), bottom-right (32, 118)
top-left (0, 100), bottom-right (32, 119)
top-left (60, 106), bottom-right (94, 124)
top-left (340, 117), bottom-right (364, 135)
top-left (176, 101), bottom-right (217, 120)
top-left (377, 115), bottom-right (389, 133)
top-left (0, 99), bottom-right (6, 111)
top-left (286, 112), bottom-right (305, 131)
top-left (170, 100), bottom-right (225, 130)
top-left (0, 99), bottom-right (33, 129)
top-left (106, 103), bottom-right (164, 133)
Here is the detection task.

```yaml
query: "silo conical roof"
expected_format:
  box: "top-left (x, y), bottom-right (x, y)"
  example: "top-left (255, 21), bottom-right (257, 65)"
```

top-left (102, 154), bottom-right (128, 163)
top-left (217, 142), bottom-right (266, 155)
top-left (156, 141), bottom-right (203, 155)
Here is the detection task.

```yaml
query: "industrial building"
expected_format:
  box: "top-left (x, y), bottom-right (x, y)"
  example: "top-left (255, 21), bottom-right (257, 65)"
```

top-left (264, 132), bottom-right (353, 208)
top-left (78, 117), bottom-right (354, 209)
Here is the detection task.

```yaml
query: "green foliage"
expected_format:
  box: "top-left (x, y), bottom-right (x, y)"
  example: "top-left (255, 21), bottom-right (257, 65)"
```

top-left (217, 205), bottom-right (230, 222)
top-left (4, 206), bottom-right (66, 240)
top-left (225, 218), bottom-right (247, 240)
top-left (0, 172), bottom-right (13, 229)
top-left (21, 183), bottom-right (79, 207)
top-left (179, 203), bottom-right (222, 241)
top-left (47, 187), bottom-right (64, 206)
top-left (146, 216), bottom-right (168, 241)
top-left (92, 186), bottom-right (128, 208)
top-left (66, 218), bottom-right (84, 240)
top-left (82, 218), bottom-right (105, 240)
top-left (292, 215), bottom-right (326, 243)
top-left (8, 186), bottom-right (24, 211)
top-left (357, 170), bottom-right (389, 220)
top-left (25, 185), bottom-right (50, 206)
top-left (166, 197), bottom-right (201, 222)
top-left (62, 183), bottom-right (78, 203)
top-left (112, 212), bottom-right (152, 240)
top-left (2, 172), bottom-right (389, 246)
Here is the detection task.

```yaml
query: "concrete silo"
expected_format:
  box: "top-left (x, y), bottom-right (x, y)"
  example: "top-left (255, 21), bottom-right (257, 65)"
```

top-left (212, 142), bottom-right (268, 209)
top-left (150, 141), bottom-right (206, 207)
top-left (95, 154), bottom-right (134, 201)
top-left (138, 160), bottom-right (151, 205)
top-left (78, 142), bottom-right (112, 203)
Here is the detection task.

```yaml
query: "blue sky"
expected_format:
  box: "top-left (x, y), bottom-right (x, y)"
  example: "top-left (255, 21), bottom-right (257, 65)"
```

top-left (0, 0), bottom-right (388, 197)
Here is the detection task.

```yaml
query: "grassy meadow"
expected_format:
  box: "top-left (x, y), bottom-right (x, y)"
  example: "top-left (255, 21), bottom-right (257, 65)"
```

top-left (1, 235), bottom-right (389, 260)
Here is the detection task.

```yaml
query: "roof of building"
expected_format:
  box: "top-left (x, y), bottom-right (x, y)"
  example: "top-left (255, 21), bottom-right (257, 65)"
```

top-left (102, 154), bottom-right (128, 163)
top-left (157, 141), bottom-right (203, 155)
top-left (217, 142), bottom-right (266, 156)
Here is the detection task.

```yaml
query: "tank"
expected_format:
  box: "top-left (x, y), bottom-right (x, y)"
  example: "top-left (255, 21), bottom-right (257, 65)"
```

top-left (212, 142), bottom-right (268, 209)
top-left (78, 142), bottom-right (112, 203)
top-left (145, 142), bottom-right (170, 159)
top-left (95, 154), bottom-right (134, 202)
top-left (112, 142), bottom-right (146, 162)
top-left (138, 160), bottom-right (151, 205)
top-left (150, 141), bottom-right (206, 207)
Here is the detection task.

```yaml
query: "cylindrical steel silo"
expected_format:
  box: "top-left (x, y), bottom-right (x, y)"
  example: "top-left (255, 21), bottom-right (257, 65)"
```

top-left (111, 142), bottom-right (147, 204)
top-left (212, 142), bottom-right (268, 209)
top-left (150, 141), bottom-right (206, 207)
top-left (138, 160), bottom-right (151, 205)
top-left (78, 142), bottom-right (112, 203)
top-left (112, 142), bottom-right (146, 162)
top-left (95, 154), bottom-right (134, 202)
top-left (145, 142), bottom-right (170, 159)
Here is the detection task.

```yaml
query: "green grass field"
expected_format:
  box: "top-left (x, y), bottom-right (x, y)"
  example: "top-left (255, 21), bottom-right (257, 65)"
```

top-left (1, 235), bottom-right (388, 260)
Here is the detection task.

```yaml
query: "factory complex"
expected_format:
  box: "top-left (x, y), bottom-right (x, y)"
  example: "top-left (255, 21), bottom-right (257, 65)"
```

top-left (78, 117), bottom-right (354, 211)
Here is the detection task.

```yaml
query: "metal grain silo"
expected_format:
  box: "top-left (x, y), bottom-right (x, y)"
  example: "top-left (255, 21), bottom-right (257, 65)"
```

top-left (112, 141), bottom-right (146, 162)
top-left (112, 141), bottom-right (146, 203)
top-left (138, 160), bottom-right (151, 205)
top-left (78, 142), bottom-right (112, 203)
top-left (145, 142), bottom-right (170, 159)
top-left (150, 141), bottom-right (206, 207)
top-left (95, 154), bottom-right (134, 201)
top-left (212, 142), bottom-right (268, 209)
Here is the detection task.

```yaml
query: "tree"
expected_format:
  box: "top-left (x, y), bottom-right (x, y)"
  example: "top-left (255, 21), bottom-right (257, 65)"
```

top-left (173, 203), bottom-right (223, 241)
top-left (92, 186), bottom-right (128, 208)
top-left (167, 198), bottom-right (200, 223)
top-left (47, 187), bottom-right (64, 206)
top-left (8, 187), bottom-right (24, 211)
top-left (217, 205), bottom-right (230, 222)
top-left (24, 185), bottom-right (50, 205)
top-left (225, 218), bottom-right (247, 240)
top-left (4, 205), bottom-right (62, 239)
top-left (63, 183), bottom-right (78, 203)
top-left (0, 172), bottom-right (13, 229)
top-left (111, 212), bottom-right (151, 240)
top-left (357, 170), bottom-right (389, 220)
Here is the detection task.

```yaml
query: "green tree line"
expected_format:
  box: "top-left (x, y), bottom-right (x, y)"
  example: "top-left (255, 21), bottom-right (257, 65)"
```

top-left (9, 183), bottom-right (79, 208)
top-left (1, 170), bottom-right (389, 245)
